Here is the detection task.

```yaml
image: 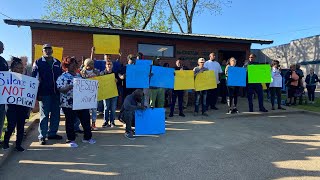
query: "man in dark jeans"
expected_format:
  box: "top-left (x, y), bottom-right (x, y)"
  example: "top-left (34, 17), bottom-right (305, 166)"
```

top-left (243, 53), bottom-right (268, 112)
top-left (0, 41), bottom-right (9, 143)
top-left (121, 89), bottom-right (145, 140)
top-left (32, 44), bottom-right (63, 145)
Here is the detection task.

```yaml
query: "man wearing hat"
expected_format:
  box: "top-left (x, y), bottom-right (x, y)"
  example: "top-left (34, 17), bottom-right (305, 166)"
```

top-left (32, 44), bottom-right (63, 145)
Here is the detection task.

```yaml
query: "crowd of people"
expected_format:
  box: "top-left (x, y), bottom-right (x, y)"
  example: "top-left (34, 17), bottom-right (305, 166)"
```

top-left (0, 41), bottom-right (319, 151)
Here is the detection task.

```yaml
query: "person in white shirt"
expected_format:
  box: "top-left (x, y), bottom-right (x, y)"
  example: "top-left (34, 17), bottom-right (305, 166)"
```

top-left (269, 60), bottom-right (286, 110)
top-left (204, 52), bottom-right (222, 110)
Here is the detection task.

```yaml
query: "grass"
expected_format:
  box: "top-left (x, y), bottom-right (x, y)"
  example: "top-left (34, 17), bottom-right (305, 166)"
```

top-left (291, 98), bottom-right (320, 112)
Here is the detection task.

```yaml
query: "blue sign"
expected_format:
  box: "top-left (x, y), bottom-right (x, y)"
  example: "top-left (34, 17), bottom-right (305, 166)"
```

top-left (136, 60), bottom-right (153, 66)
top-left (227, 67), bottom-right (247, 87)
top-left (150, 66), bottom-right (175, 89)
top-left (135, 108), bottom-right (165, 135)
top-left (126, 65), bottom-right (150, 88)
top-left (94, 60), bottom-right (106, 71)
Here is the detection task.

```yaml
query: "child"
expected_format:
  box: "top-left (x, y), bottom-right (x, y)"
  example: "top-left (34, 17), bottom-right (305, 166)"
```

top-left (225, 57), bottom-right (240, 114)
top-left (305, 68), bottom-right (319, 104)
top-left (269, 60), bottom-right (286, 110)
top-left (80, 58), bottom-right (100, 130)
top-left (2, 57), bottom-right (30, 152)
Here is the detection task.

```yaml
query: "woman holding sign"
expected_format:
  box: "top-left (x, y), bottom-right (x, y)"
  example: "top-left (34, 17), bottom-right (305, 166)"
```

top-left (225, 57), bottom-right (240, 114)
top-left (56, 56), bottom-right (96, 148)
top-left (2, 57), bottom-right (29, 152)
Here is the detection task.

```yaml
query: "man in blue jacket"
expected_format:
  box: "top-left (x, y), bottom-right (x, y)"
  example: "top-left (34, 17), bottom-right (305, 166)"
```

top-left (32, 44), bottom-right (63, 145)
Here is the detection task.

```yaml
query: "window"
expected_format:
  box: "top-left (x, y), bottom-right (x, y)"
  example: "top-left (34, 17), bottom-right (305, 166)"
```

top-left (138, 43), bottom-right (174, 58)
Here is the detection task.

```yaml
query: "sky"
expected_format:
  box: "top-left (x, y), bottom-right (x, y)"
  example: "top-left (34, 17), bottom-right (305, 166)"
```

top-left (1, 0), bottom-right (320, 63)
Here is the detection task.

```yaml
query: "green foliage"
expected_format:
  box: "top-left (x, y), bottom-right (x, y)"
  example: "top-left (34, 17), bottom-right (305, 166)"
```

top-left (43, 0), bottom-right (172, 32)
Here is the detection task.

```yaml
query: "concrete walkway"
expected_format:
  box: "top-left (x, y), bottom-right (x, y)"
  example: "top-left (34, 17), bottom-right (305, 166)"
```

top-left (1, 98), bottom-right (320, 180)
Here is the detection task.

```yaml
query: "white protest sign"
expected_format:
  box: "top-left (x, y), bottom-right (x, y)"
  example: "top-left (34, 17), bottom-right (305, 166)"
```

top-left (72, 78), bottom-right (98, 110)
top-left (0, 71), bottom-right (39, 108)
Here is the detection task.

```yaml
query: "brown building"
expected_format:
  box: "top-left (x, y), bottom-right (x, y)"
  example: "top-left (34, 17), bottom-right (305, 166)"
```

top-left (4, 19), bottom-right (272, 68)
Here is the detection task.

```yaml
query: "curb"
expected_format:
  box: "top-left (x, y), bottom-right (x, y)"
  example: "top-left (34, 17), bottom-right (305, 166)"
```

top-left (0, 113), bottom-right (40, 167)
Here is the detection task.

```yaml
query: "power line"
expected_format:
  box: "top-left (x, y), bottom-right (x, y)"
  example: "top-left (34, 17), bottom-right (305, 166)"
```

top-left (0, 11), bottom-right (12, 19)
top-left (251, 26), bottom-right (320, 38)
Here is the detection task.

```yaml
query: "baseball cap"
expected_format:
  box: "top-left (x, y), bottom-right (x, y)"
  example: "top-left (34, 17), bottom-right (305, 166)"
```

top-left (198, 58), bottom-right (205, 63)
top-left (42, 44), bottom-right (52, 49)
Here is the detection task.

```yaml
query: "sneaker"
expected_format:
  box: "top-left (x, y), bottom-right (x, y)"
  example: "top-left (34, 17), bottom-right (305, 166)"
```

top-left (15, 146), bottom-right (25, 152)
top-left (202, 112), bottom-right (208, 116)
top-left (82, 139), bottom-right (96, 144)
top-left (179, 113), bottom-right (185, 117)
top-left (48, 135), bottom-right (63, 140)
top-left (102, 122), bottom-right (109, 128)
top-left (227, 109), bottom-right (233, 114)
top-left (124, 132), bottom-right (135, 140)
top-left (233, 108), bottom-right (239, 114)
top-left (91, 123), bottom-right (98, 131)
top-left (2, 143), bottom-right (9, 150)
top-left (39, 138), bottom-right (46, 145)
top-left (110, 123), bottom-right (116, 128)
top-left (131, 130), bottom-right (135, 135)
top-left (68, 141), bottom-right (78, 148)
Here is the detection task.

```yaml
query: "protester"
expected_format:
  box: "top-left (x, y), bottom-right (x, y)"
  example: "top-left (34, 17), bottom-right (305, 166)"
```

top-left (193, 58), bottom-right (209, 116)
top-left (2, 57), bottom-right (29, 152)
top-left (100, 60), bottom-right (119, 128)
top-left (269, 60), bottom-right (286, 110)
top-left (80, 58), bottom-right (100, 130)
top-left (169, 59), bottom-right (186, 117)
top-left (57, 56), bottom-right (96, 147)
top-left (295, 64), bottom-right (305, 105)
top-left (220, 60), bottom-right (227, 104)
top-left (305, 67), bottom-right (319, 104)
top-left (119, 54), bottom-right (135, 100)
top-left (32, 44), bottom-right (63, 145)
top-left (204, 52), bottom-right (222, 110)
top-left (225, 57), bottom-right (240, 114)
top-left (149, 58), bottom-right (165, 109)
top-left (285, 64), bottom-right (300, 106)
top-left (120, 89), bottom-right (145, 140)
top-left (243, 53), bottom-right (268, 112)
top-left (0, 41), bottom-right (9, 142)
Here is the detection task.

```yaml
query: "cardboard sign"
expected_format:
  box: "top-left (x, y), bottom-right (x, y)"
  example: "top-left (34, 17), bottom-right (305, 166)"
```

top-left (135, 60), bottom-right (153, 66)
top-left (150, 66), bottom-right (175, 89)
top-left (126, 65), bottom-right (150, 88)
top-left (91, 74), bottom-right (118, 101)
top-left (72, 78), bottom-right (98, 110)
top-left (135, 108), bottom-right (165, 135)
top-left (34, 44), bottom-right (63, 61)
top-left (174, 70), bottom-right (195, 90)
top-left (93, 34), bottom-right (120, 54)
top-left (0, 72), bottom-right (39, 108)
top-left (195, 70), bottom-right (217, 91)
top-left (227, 67), bottom-right (247, 87)
top-left (248, 65), bottom-right (272, 83)
top-left (94, 60), bottom-right (106, 71)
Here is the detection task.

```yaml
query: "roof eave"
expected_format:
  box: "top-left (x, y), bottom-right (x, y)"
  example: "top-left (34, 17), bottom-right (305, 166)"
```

top-left (4, 19), bottom-right (273, 45)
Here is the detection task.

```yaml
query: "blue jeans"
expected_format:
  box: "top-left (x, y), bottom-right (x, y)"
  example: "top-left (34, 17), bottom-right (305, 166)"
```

top-left (247, 84), bottom-right (265, 111)
top-left (0, 104), bottom-right (6, 138)
top-left (90, 108), bottom-right (97, 123)
top-left (195, 91), bottom-right (207, 113)
top-left (103, 97), bottom-right (118, 124)
top-left (38, 95), bottom-right (61, 139)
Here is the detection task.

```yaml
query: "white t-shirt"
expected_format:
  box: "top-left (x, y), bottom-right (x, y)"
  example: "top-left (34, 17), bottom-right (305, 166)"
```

top-left (270, 68), bottom-right (282, 87)
top-left (204, 60), bottom-right (222, 84)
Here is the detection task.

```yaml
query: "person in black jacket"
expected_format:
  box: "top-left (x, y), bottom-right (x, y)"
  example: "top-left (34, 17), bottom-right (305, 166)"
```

top-left (0, 41), bottom-right (9, 143)
top-left (305, 68), bottom-right (319, 104)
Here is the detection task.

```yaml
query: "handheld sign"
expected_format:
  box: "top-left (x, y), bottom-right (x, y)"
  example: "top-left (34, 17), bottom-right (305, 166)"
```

top-left (126, 65), bottom-right (150, 88)
top-left (136, 60), bottom-right (153, 66)
top-left (34, 44), bottom-right (63, 61)
top-left (0, 72), bottom-right (39, 108)
top-left (227, 67), bottom-right (247, 87)
top-left (72, 78), bottom-right (98, 110)
top-left (195, 70), bottom-right (217, 91)
top-left (91, 74), bottom-right (118, 101)
top-left (174, 70), bottom-right (195, 90)
top-left (150, 66), bottom-right (175, 89)
top-left (248, 65), bottom-right (272, 83)
top-left (93, 34), bottom-right (120, 54)
top-left (135, 108), bottom-right (165, 135)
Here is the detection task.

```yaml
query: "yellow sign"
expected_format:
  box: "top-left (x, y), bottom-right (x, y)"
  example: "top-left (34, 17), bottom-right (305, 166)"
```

top-left (91, 74), bottom-right (118, 101)
top-left (174, 70), bottom-right (194, 90)
top-left (195, 70), bottom-right (217, 91)
top-left (34, 44), bottom-right (63, 61)
top-left (93, 34), bottom-right (120, 54)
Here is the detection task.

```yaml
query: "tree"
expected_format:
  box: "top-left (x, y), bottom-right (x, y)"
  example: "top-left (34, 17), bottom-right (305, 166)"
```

top-left (166, 0), bottom-right (232, 33)
top-left (43, 0), bottom-right (172, 31)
